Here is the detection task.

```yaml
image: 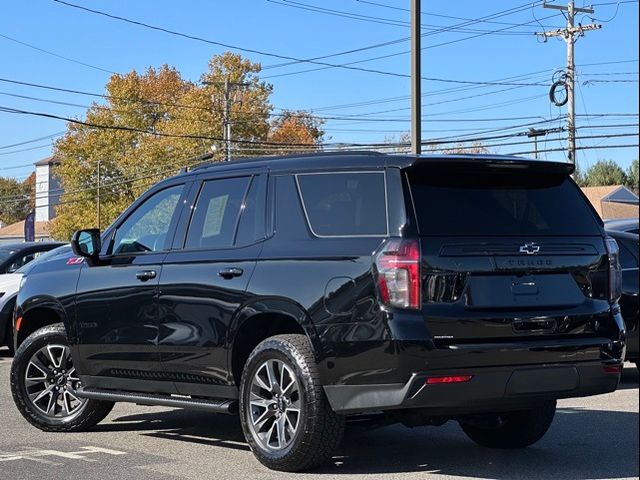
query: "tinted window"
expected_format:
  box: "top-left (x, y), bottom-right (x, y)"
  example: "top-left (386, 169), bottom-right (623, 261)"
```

top-left (408, 167), bottom-right (600, 236)
top-left (185, 177), bottom-right (250, 249)
top-left (112, 185), bottom-right (183, 254)
top-left (297, 172), bottom-right (387, 236)
top-left (235, 176), bottom-right (266, 246)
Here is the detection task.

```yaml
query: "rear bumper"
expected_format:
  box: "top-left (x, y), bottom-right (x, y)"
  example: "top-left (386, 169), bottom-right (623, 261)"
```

top-left (324, 360), bottom-right (621, 414)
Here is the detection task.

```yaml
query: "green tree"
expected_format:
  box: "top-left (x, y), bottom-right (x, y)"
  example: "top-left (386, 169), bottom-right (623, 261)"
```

top-left (50, 53), bottom-right (322, 240)
top-left (0, 176), bottom-right (32, 225)
top-left (625, 158), bottom-right (639, 194)
top-left (583, 160), bottom-right (628, 187)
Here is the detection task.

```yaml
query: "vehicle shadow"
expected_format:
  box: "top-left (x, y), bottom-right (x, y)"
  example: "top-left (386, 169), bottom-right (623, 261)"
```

top-left (103, 405), bottom-right (639, 478)
top-left (97, 409), bottom-right (250, 452)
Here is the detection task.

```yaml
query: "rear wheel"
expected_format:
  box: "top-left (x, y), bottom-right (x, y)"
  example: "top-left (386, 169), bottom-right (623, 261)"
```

top-left (239, 334), bottom-right (344, 472)
top-left (459, 400), bottom-right (556, 449)
top-left (11, 323), bottom-right (114, 432)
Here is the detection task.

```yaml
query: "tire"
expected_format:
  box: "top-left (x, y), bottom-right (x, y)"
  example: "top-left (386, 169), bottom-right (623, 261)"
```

top-left (10, 323), bottom-right (114, 432)
top-left (459, 400), bottom-right (557, 449)
top-left (239, 334), bottom-right (345, 472)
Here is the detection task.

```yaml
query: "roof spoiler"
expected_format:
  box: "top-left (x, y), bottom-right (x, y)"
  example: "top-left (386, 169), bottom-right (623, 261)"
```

top-left (408, 156), bottom-right (575, 176)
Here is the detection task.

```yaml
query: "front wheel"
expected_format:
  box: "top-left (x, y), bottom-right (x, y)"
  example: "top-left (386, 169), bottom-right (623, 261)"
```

top-left (459, 400), bottom-right (557, 449)
top-left (239, 334), bottom-right (345, 472)
top-left (11, 323), bottom-right (114, 432)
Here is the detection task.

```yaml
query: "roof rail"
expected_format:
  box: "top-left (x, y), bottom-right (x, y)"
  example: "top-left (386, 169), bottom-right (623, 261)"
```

top-left (178, 152), bottom-right (216, 174)
top-left (188, 150), bottom-right (386, 172)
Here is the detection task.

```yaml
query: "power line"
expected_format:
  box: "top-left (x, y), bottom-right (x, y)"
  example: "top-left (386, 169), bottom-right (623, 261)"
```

top-left (0, 131), bottom-right (65, 150)
top-left (53, 0), bottom-right (553, 83)
top-left (354, 0), bottom-right (559, 28)
top-left (0, 76), bottom-right (556, 123)
top-left (267, 0), bottom-right (541, 35)
top-left (261, 12), bottom-right (562, 80)
top-left (264, 1), bottom-right (557, 71)
top-left (0, 32), bottom-right (115, 74)
top-left (0, 143), bottom-right (53, 156)
top-left (0, 105), bottom-right (310, 147)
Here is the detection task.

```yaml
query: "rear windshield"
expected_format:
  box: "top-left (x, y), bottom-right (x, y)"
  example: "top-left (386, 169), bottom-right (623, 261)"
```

top-left (407, 167), bottom-right (601, 236)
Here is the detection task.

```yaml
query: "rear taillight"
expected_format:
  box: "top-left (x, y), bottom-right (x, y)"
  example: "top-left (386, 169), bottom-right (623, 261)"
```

top-left (605, 237), bottom-right (622, 303)
top-left (374, 238), bottom-right (420, 309)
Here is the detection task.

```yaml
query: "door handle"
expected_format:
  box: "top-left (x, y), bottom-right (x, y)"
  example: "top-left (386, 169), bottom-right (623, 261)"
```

top-left (218, 267), bottom-right (243, 279)
top-left (136, 270), bottom-right (157, 281)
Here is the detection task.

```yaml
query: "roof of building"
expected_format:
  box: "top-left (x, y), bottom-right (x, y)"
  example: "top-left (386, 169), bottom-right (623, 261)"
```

top-left (0, 220), bottom-right (50, 238)
top-left (34, 156), bottom-right (60, 167)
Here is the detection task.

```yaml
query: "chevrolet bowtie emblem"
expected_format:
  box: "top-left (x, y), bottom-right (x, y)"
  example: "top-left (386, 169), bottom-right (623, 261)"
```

top-left (519, 243), bottom-right (541, 255)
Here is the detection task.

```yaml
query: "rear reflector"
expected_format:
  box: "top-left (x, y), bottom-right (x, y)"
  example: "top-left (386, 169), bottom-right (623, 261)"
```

top-left (426, 375), bottom-right (474, 385)
top-left (15, 316), bottom-right (22, 332)
top-left (603, 365), bottom-right (622, 374)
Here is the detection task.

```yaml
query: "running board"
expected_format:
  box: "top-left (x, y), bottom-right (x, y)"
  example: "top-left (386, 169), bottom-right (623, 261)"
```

top-left (77, 387), bottom-right (238, 414)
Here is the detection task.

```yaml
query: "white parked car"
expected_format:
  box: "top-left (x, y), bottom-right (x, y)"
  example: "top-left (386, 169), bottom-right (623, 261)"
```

top-left (0, 245), bottom-right (70, 355)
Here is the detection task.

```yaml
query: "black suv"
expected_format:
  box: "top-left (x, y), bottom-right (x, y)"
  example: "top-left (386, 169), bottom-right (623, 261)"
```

top-left (10, 153), bottom-right (625, 472)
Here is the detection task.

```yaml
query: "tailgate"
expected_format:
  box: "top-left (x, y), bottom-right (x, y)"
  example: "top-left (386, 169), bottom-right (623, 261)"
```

top-left (405, 161), bottom-right (610, 341)
top-left (419, 236), bottom-right (610, 340)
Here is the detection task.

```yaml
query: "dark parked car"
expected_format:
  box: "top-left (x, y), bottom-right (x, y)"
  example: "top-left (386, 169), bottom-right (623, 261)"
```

top-left (10, 153), bottom-right (625, 471)
top-left (0, 242), bottom-right (64, 274)
top-left (604, 218), bottom-right (639, 235)
top-left (605, 228), bottom-right (638, 367)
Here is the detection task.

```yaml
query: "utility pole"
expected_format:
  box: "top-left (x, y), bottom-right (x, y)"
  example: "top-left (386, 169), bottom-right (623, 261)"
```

top-left (527, 128), bottom-right (547, 159)
top-left (205, 79), bottom-right (249, 162)
top-left (223, 78), bottom-right (232, 162)
top-left (411, 0), bottom-right (421, 155)
top-left (96, 159), bottom-right (101, 230)
top-left (538, 1), bottom-right (601, 164)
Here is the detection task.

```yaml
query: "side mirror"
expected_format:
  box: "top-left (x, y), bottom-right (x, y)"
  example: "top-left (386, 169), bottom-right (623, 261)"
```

top-left (71, 229), bottom-right (102, 266)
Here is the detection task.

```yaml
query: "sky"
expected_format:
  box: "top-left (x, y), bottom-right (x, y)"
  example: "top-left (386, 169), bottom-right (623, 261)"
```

top-left (1, 0), bottom-right (638, 182)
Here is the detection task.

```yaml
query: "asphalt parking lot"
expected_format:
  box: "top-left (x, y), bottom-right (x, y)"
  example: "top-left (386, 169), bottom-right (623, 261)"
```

top-left (0, 349), bottom-right (637, 480)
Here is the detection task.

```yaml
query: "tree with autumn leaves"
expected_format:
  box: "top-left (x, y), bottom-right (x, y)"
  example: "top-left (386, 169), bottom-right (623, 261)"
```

top-left (50, 53), bottom-right (324, 240)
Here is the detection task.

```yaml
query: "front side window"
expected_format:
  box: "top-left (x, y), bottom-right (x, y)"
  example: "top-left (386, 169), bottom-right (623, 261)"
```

top-left (185, 176), bottom-right (251, 249)
top-left (112, 185), bottom-right (184, 254)
top-left (296, 172), bottom-right (387, 237)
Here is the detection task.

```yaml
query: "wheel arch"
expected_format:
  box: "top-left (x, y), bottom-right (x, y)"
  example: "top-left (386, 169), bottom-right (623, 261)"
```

top-left (15, 296), bottom-right (71, 349)
top-left (227, 298), bottom-right (322, 387)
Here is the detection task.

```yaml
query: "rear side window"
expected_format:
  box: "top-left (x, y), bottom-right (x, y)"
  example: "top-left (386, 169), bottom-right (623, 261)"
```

top-left (296, 172), bottom-right (387, 237)
top-left (407, 167), bottom-right (601, 236)
top-left (185, 176), bottom-right (251, 249)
